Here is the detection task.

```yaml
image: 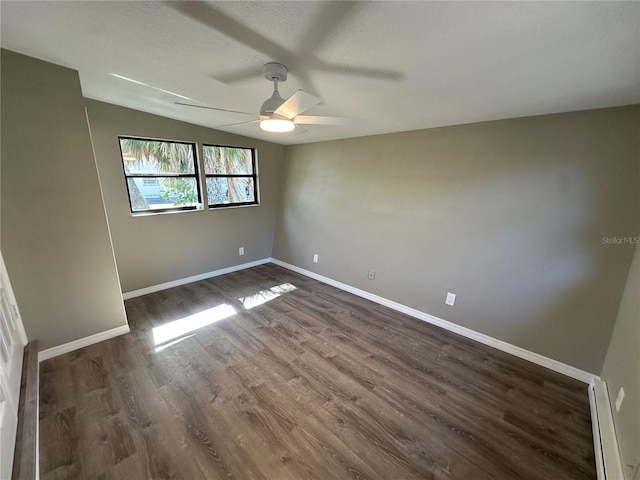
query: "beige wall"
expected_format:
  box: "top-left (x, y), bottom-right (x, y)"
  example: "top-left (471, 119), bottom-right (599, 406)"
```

top-left (2, 47), bottom-right (637, 379)
top-left (602, 243), bottom-right (639, 479)
top-left (0, 50), bottom-right (127, 350)
top-left (85, 100), bottom-right (285, 293)
top-left (273, 106), bottom-right (640, 374)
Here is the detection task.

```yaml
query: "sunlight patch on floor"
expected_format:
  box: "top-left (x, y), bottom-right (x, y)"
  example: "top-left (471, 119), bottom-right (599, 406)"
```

top-left (238, 283), bottom-right (297, 309)
top-left (152, 303), bottom-right (237, 345)
top-left (152, 283), bottom-right (297, 351)
top-left (154, 334), bottom-right (196, 353)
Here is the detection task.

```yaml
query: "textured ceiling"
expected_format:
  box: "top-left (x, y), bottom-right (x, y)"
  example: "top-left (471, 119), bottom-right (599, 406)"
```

top-left (1, 1), bottom-right (639, 145)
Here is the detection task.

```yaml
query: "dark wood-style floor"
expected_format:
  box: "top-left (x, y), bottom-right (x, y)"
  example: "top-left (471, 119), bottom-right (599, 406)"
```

top-left (39, 264), bottom-right (596, 480)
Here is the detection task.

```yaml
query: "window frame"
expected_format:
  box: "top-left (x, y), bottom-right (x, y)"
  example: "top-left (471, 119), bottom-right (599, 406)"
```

top-left (202, 144), bottom-right (259, 209)
top-left (118, 136), bottom-right (202, 215)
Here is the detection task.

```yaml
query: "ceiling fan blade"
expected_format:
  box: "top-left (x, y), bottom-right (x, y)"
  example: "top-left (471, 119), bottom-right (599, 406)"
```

top-left (274, 90), bottom-right (321, 119)
top-left (293, 125), bottom-right (308, 136)
top-left (166, 2), bottom-right (287, 71)
top-left (294, 115), bottom-right (360, 126)
top-left (297, 2), bottom-right (362, 58)
top-left (213, 120), bottom-right (261, 128)
top-left (175, 101), bottom-right (257, 116)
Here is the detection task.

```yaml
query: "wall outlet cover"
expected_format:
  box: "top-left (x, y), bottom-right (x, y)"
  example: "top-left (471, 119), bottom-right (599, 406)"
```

top-left (368, 270), bottom-right (376, 280)
top-left (239, 247), bottom-right (245, 256)
top-left (313, 254), bottom-right (319, 263)
top-left (445, 292), bottom-right (456, 306)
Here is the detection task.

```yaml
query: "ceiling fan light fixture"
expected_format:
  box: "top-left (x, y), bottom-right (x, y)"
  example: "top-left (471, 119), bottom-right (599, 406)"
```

top-left (260, 89), bottom-right (285, 114)
top-left (260, 117), bottom-right (295, 132)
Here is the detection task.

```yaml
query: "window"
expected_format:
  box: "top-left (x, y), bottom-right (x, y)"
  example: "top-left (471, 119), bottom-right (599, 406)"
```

top-left (118, 137), bottom-right (201, 214)
top-left (142, 178), bottom-right (159, 186)
top-left (203, 145), bottom-right (258, 208)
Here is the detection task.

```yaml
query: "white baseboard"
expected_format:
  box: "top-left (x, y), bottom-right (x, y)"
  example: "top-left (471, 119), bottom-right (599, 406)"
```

top-left (589, 379), bottom-right (624, 480)
top-left (122, 258), bottom-right (272, 300)
top-left (38, 324), bottom-right (130, 362)
top-left (271, 258), bottom-right (596, 383)
top-left (35, 348), bottom-right (40, 480)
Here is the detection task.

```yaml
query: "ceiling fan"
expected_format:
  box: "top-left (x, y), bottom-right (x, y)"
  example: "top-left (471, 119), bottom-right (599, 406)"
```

top-left (175, 63), bottom-right (354, 133)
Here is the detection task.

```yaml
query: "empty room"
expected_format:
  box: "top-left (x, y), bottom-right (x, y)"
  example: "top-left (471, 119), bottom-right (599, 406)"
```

top-left (0, 1), bottom-right (638, 479)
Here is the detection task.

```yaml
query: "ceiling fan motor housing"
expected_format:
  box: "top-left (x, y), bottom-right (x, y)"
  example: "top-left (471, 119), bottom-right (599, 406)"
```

top-left (263, 62), bottom-right (288, 82)
top-left (260, 90), bottom-right (286, 115)
top-left (261, 63), bottom-right (289, 115)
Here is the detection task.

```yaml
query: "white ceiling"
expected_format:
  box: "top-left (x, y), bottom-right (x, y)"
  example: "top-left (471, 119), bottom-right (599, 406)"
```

top-left (1, 1), bottom-right (639, 145)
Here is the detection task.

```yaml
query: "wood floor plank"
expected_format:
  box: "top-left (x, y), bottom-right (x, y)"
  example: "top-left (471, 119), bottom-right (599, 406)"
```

top-left (39, 263), bottom-right (596, 479)
top-left (40, 407), bottom-right (79, 480)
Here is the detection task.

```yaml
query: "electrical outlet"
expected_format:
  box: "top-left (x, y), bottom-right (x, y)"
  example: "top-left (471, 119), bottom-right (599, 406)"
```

top-left (239, 247), bottom-right (245, 256)
top-left (313, 254), bottom-right (319, 263)
top-left (368, 270), bottom-right (376, 280)
top-left (615, 387), bottom-right (625, 412)
top-left (445, 292), bottom-right (456, 306)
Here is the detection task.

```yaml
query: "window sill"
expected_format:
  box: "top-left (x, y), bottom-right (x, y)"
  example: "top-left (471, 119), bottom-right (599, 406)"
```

top-left (208, 202), bottom-right (261, 211)
top-left (129, 205), bottom-right (204, 218)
